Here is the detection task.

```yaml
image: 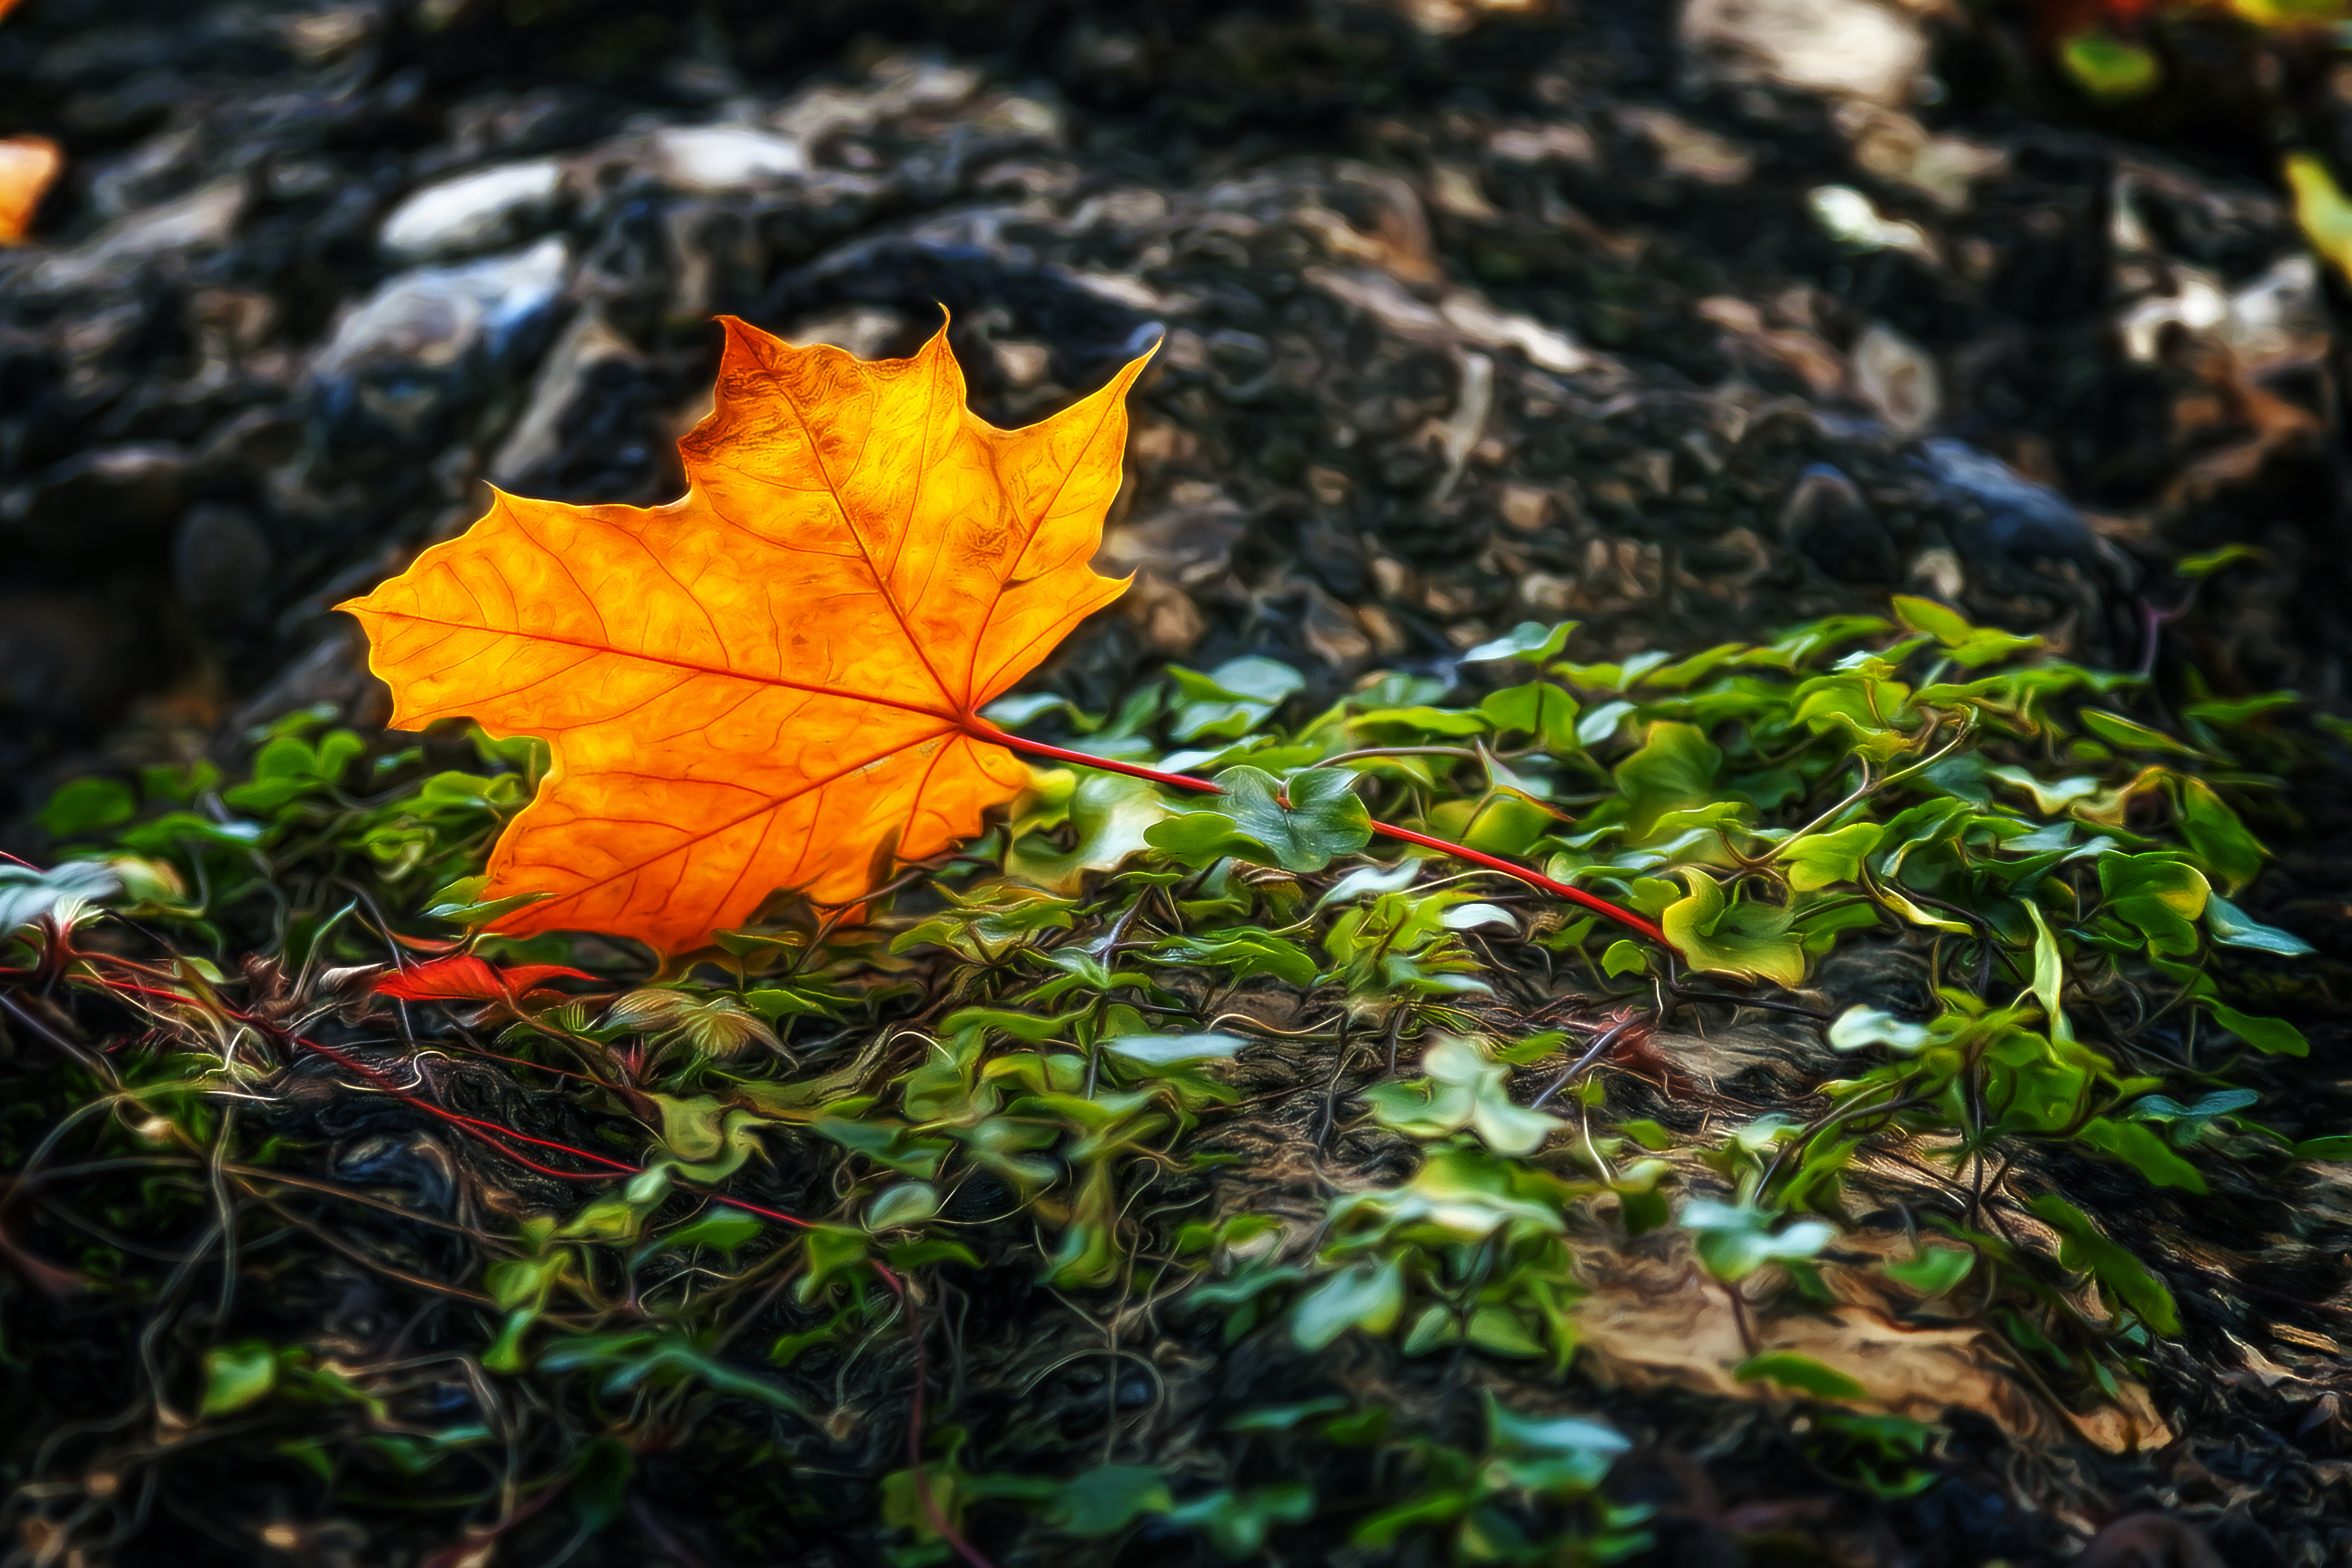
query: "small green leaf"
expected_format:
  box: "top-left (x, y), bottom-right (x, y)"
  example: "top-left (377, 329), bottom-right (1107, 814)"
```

top-left (865, 1182), bottom-right (942, 1231)
top-left (1101, 1032), bottom-right (1247, 1069)
top-left (1166, 657), bottom-right (1305, 740)
top-left (1883, 1245), bottom-right (1974, 1297)
top-left (1736, 1352), bottom-right (1868, 1402)
top-left (646, 1093), bottom-right (769, 1181)
top-left (37, 778), bottom-right (137, 839)
top-left (2205, 1000), bottom-right (2308, 1058)
top-left (1889, 596), bottom-right (2040, 666)
top-left (1145, 767), bottom-right (1372, 872)
top-left (1826, 1006), bottom-right (1931, 1055)
top-left (0, 859), bottom-right (121, 937)
top-left (1485, 1396), bottom-right (1630, 1460)
top-left (2289, 151), bottom-right (2352, 287)
top-left (1156, 929), bottom-right (1320, 986)
top-left (1051, 1465), bottom-right (1173, 1536)
top-left (2098, 854), bottom-right (2209, 957)
top-left (1462, 619), bottom-right (1577, 663)
top-left (1779, 822), bottom-right (1885, 893)
top-left (1576, 699), bottom-right (1636, 747)
top-left (2060, 32), bottom-right (2162, 101)
top-left (571, 1438), bottom-right (637, 1532)
top-left (2025, 903), bottom-right (2075, 1046)
top-left (1008, 772), bottom-right (1175, 894)
top-left (1361, 1035), bottom-right (1559, 1155)
top-left (2174, 778), bottom-right (2264, 894)
top-left (607, 990), bottom-right (781, 1058)
top-left (2025, 1196), bottom-right (2179, 1335)
top-left (1165, 1481), bottom-right (1315, 1558)
top-left (1292, 1257), bottom-right (1404, 1349)
top-left (2079, 709), bottom-right (2197, 757)
top-left (1661, 871), bottom-right (1806, 989)
top-left (1479, 681), bottom-right (1582, 751)
top-left (2077, 1117), bottom-right (2209, 1192)
top-left (2204, 894), bottom-right (2313, 956)
top-left (657, 1209), bottom-right (764, 1254)
top-left (1601, 939), bottom-right (1650, 978)
top-left (2175, 544), bottom-right (2264, 579)
top-left (201, 1342), bottom-right (280, 1416)
top-left (1613, 721), bottom-right (1722, 833)
top-left (1681, 1199), bottom-right (1834, 1283)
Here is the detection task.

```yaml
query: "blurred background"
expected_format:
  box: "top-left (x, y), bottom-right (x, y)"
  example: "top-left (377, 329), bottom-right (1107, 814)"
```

top-left (1, 0), bottom-right (2347, 843)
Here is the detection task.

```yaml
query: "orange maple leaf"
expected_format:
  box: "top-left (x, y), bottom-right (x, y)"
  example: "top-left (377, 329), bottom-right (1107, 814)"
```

top-left (342, 320), bottom-right (1150, 955)
top-left (0, 135), bottom-right (62, 247)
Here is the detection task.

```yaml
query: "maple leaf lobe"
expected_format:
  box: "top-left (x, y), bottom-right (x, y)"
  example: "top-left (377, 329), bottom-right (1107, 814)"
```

top-left (341, 319), bottom-right (1150, 954)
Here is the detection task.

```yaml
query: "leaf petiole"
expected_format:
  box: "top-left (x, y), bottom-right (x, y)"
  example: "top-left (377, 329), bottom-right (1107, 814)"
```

top-left (968, 721), bottom-right (1673, 949)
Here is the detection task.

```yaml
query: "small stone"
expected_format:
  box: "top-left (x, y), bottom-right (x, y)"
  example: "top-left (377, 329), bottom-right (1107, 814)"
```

top-left (650, 126), bottom-right (807, 192)
top-left (379, 159), bottom-right (565, 263)
top-left (174, 504), bottom-right (273, 620)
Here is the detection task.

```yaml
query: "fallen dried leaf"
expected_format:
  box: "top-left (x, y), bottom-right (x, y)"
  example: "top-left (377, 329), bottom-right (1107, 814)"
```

top-left (0, 134), bottom-right (61, 246)
top-left (343, 321), bottom-right (1150, 953)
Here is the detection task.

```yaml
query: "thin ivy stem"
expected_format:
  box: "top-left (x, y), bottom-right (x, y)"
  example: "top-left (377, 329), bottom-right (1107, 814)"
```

top-left (971, 723), bottom-right (1675, 949)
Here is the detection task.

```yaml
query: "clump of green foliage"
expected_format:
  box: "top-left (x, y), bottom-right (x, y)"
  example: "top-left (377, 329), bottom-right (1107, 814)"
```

top-left (1, 598), bottom-right (2331, 1566)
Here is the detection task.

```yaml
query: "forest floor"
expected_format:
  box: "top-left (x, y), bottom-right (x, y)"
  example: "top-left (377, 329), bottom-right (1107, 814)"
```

top-left (3, 1), bottom-right (2352, 1565)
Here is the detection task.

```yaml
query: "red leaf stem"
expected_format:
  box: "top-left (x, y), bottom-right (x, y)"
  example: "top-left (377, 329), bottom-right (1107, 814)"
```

top-left (78, 956), bottom-right (992, 1568)
top-left (972, 724), bottom-right (1675, 950)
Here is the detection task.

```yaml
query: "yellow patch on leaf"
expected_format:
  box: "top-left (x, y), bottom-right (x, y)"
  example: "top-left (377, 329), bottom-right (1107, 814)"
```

top-left (342, 318), bottom-right (1150, 954)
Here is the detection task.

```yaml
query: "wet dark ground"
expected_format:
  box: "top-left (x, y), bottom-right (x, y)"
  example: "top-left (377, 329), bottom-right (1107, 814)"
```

top-left (7, 0), bottom-right (2352, 1564)
top-left (3, 0), bottom-right (2349, 811)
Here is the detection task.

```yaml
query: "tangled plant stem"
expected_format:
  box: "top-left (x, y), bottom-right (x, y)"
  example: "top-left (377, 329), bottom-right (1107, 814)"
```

top-left (65, 947), bottom-right (998, 1568)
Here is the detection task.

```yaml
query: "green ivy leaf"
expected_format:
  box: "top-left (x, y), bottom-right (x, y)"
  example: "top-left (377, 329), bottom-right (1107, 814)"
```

top-left (2204, 999), bottom-right (2309, 1058)
top-left (2077, 1117), bottom-right (2209, 1192)
top-left (1051, 1465), bottom-right (1174, 1537)
top-left (1166, 657), bottom-right (1306, 741)
top-left (1479, 682), bottom-right (1582, 752)
top-left (1165, 1481), bottom-right (1315, 1558)
top-left (2079, 710), bottom-right (2198, 758)
top-left (1462, 620), bottom-right (1578, 663)
top-left (2204, 894), bottom-right (2313, 957)
top-left (1826, 1006), bottom-right (1932, 1055)
top-left (0, 859), bottom-right (120, 937)
top-left (1144, 767), bottom-right (1372, 872)
top-left (1361, 1035), bottom-right (1559, 1156)
top-left (1890, 596), bottom-right (2041, 668)
top-left (1661, 871), bottom-right (1806, 988)
top-left (1882, 1245), bottom-right (1974, 1297)
top-left (865, 1182), bottom-right (942, 1231)
top-left (2174, 778), bottom-right (2264, 894)
top-left (200, 1342), bottom-right (281, 1416)
top-left (1155, 928), bottom-right (1320, 986)
top-left (2097, 853), bottom-right (2209, 957)
top-left (2025, 1196), bottom-right (2180, 1335)
top-left (1779, 822), bottom-right (1885, 893)
top-left (656, 1209), bottom-right (764, 1254)
top-left (1681, 1199), bottom-right (1834, 1284)
top-left (1292, 1257), bottom-right (1404, 1350)
top-left (37, 777), bottom-right (135, 839)
top-left (607, 990), bottom-right (781, 1058)
top-left (1612, 722), bottom-right (1722, 834)
top-left (1601, 939), bottom-right (1650, 978)
top-left (1100, 1032), bottom-right (1248, 1069)
top-left (647, 1093), bottom-right (769, 1182)
top-left (1735, 1352), bottom-right (1868, 1402)
top-left (1008, 772), bottom-right (1174, 894)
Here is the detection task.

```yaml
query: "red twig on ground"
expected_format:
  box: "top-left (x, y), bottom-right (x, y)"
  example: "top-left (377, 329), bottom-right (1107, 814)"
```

top-left (67, 954), bottom-right (997, 1568)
